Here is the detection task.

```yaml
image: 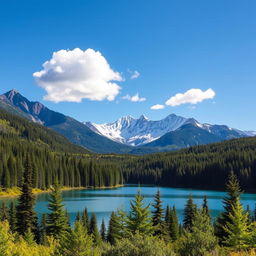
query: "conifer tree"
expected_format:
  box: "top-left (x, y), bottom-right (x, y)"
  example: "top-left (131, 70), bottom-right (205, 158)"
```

top-left (65, 209), bottom-right (71, 228)
top-left (165, 205), bottom-right (170, 224)
top-left (107, 211), bottom-right (119, 244)
top-left (254, 203), bottom-right (256, 222)
top-left (152, 189), bottom-right (164, 235)
top-left (215, 171), bottom-right (242, 241)
top-left (3, 168), bottom-right (10, 188)
top-left (107, 208), bottom-right (128, 244)
top-left (8, 201), bottom-right (16, 232)
top-left (152, 189), bottom-right (167, 236)
top-left (202, 195), bottom-right (211, 220)
top-left (178, 209), bottom-right (217, 256)
top-left (245, 205), bottom-right (253, 224)
top-left (81, 208), bottom-right (90, 232)
top-left (46, 184), bottom-right (70, 240)
top-left (183, 195), bottom-right (197, 230)
top-left (100, 219), bottom-right (106, 241)
top-left (24, 228), bottom-right (36, 246)
top-left (89, 213), bottom-right (101, 244)
top-left (127, 191), bottom-right (153, 235)
top-left (223, 198), bottom-right (250, 249)
top-left (64, 221), bottom-right (95, 256)
top-left (76, 211), bottom-right (81, 222)
top-left (40, 213), bottom-right (47, 245)
top-left (169, 206), bottom-right (179, 241)
top-left (16, 155), bottom-right (38, 236)
top-left (0, 202), bottom-right (9, 221)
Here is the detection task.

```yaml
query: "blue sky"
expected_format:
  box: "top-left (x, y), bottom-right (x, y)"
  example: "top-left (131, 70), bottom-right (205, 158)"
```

top-left (0, 0), bottom-right (256, 130)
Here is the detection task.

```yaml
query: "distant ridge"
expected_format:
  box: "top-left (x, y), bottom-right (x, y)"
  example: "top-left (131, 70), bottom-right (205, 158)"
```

top-left (85, 113), bottom-right (256, 148)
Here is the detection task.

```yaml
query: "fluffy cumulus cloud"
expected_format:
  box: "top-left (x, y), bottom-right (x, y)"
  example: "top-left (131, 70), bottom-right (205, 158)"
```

top-left (165, 88), bottom-right (215, 106)
top-left (150, 104), bottom-right (165, 110)
top-left (33, 48), bottom-right (123, 103)
top-left (130, 70), bottom-right (140, 79)
top-left (122, 93), bottom-right (146, 102)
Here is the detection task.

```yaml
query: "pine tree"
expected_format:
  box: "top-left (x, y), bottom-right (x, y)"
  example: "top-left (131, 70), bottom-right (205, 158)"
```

top-left (254, 203), bottom-right (256, 222)
top-left (76, 211), bottom-right (81, 222)
top-left (165, 205), bottom-right (170, 224)
top-left (0, 202), bottom-right (9, 221)
top-left (107, 212), bottom-right (119, 244)
top-left (100, 219), bottom-right (106, 241)
top-left (178, 209), bottom-right (218, 256)
top-left (223, 198), bottom-right (250, 249)
top-left (24, 228), bottom-right (36, 246)
top-left (246, 205), bottom-right (253, 224)
top-left (8, 202), bottom-right (16, 232)
top-left (169, 206), bottom-right (179, 241)
top-left (46, 184), bottom-right (70, 240)
top-left (127, 191), bottom-right (154, 235)
top-left (107, 209), bottom-right (128, 244)
top-left (40, 213), bottom-right (47, 245)
top-left (16, 155), bottom-right (38, 236)
top-left (2, 168), bottom-right (10, 188)
top-left (89, 213), bottom-right (101, 244)
top-left (215, 171), bottom-right (242, 241)
top-left (202, 195), bottom-right (211, 220)
top-left (183, 195), bottom-right (197, 230)
top-left (81, 208), bottom-right (90, 232)
top-left (152, 189), bottom-right (167, 236)
top-left (64, 221), bottom-right (95, 256)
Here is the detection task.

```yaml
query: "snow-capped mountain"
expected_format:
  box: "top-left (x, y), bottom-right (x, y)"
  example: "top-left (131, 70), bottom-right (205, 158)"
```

top-left (85, 114), bottom-right (189, 146)
top-left (84, 114), bottom-right (255, 147)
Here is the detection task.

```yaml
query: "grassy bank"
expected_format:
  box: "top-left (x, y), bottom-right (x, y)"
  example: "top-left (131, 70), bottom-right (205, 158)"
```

top-left (0, 184), bottom-right (124, 198)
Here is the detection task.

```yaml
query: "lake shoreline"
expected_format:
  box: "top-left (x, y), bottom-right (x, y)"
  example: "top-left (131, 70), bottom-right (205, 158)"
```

top-left (0, 184), bottom-right (124, 198)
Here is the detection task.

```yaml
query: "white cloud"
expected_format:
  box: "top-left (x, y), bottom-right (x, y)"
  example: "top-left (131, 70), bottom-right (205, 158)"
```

top-left (165, 88), bottom-right (215, 106)
top-left (130, 70), bottom-right (140, 79)
top-left (150, 104), bottom-right (165, 110)
top-left (33, 48), bottom-right (123, 103)
top-left (122, 93), bottom-right (146, 102)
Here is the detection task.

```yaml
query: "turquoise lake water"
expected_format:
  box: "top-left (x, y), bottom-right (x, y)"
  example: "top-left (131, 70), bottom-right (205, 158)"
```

top-left (1, 185), bottom-right (256, 226)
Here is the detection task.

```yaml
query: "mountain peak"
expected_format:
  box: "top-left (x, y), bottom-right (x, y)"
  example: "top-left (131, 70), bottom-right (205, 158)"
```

top-left (1, 89), bottom-right (66, 126)
top-left (9, 88), bottom-right (19, 94)
top-left (139, 114), bottom-right (149, 121)
top-left (84, 113), bottom-right (190, 146)
top-left (4, 89), bottom-right (21, 99)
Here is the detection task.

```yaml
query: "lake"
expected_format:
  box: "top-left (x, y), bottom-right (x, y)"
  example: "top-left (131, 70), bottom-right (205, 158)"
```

top-left (1, 185), bottom-right (256, 226)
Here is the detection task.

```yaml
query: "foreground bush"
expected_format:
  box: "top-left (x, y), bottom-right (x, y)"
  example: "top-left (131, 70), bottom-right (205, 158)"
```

top-left (0, 221), bottom-right (55, 256)
top-left (102, 232), bottom-right (176, 256)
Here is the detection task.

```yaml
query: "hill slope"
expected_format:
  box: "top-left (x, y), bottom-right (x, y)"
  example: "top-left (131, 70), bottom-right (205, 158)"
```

top-left (0, 90), bottom-right (132, 154)
top-left (0, 107), bottom-right (90, 154)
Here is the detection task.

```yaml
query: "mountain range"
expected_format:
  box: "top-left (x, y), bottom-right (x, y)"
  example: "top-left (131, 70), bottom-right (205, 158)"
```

top-left (0, 89), bottom-right (255, 154)
top-left (85, 114), bottom-right (256, 149)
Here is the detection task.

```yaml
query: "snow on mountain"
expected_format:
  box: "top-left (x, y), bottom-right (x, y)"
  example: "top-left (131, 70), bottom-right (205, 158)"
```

top-left (85, 114), bottom-right (192, 146)
top-left (84, 114), bottom-right (256, 147)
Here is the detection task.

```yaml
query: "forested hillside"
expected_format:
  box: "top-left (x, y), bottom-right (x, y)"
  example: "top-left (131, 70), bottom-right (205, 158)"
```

top-left (0, 90), bottom-right (133, 154)
top-left (0, 108), bottom-right (123, 189)
top-left (1, 105), bottom-right (256, 192)
top-left (122, 137), bottom-right (256, 191)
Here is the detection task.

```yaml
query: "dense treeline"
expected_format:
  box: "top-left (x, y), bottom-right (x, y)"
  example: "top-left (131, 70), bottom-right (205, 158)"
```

top-left (122, 137), bottom-right (256, 191)
top-left (0, 138), bottom-right (122, 188)
top-left (0, 108), bottom-right (123, 189)
top-left (0, 166), bottom-right (255, 255)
